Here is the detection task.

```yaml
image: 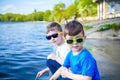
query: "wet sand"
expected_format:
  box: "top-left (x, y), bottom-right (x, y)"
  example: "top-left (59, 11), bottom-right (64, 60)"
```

top-left (85, 39), bottom-right (120, 80)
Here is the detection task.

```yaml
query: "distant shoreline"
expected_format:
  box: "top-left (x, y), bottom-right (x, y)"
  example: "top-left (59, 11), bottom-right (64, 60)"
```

top-left (86, 29), bottom-right (120, 40)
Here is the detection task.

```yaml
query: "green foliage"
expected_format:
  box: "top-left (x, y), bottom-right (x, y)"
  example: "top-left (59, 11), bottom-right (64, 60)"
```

top-left (43, 10), bottom-right (51, 21)
top-left (0, 14), bottom-right (4, 21)
top-left (77, 0), bottom-right (97, 17)
top-left (65, 4), bottom-right (76, 19)
top-left (96, 23), bottom-right (120, 32)
top-left (52, 3), bottom-right (66, 22)
top-left (0, 0), bottom-right (97, 22)
top-left (35, 12), bottom-right (44, 21)
top-left (110, 23), bottom-right (120, 32)
top-left (112, 34), bottom-right (117, 37)
top-left (97, 24), bottom-right (111, 31)
top-left (84, 25), bottom-right (93, 30)
top-left (0, 12), bottom-right (44, 22)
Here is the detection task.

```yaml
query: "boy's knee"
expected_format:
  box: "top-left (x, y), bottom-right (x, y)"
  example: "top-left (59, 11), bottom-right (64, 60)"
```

top-left (46, 59), bottom-right (53, 66)
top-left (47, 54), bottom-right (56, 60)
top-left (46, 59), bottom-right (57, 70)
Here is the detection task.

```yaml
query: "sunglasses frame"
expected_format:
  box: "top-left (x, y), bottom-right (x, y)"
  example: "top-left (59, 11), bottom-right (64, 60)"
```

top-left (66, 37), bottom-right (84, 44)
top-left (46, 32), bottom-right (62, 40)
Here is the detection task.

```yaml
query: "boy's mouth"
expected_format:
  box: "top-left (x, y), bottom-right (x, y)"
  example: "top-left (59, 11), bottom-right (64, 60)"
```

top-left (72, 45), bottom-right (79, 49)
top-left (52, 40), bottom-right (57, 43)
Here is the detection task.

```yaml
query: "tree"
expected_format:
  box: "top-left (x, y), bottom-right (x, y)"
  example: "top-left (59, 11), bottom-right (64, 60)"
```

top-left (44, 10), bottom-right (51, 21)
top-left (77, 0), bottom-right (97, 20)
top-left (0, 14), bottom-right (4, 21)
top-left (53, 3), bottom-right (66, 22)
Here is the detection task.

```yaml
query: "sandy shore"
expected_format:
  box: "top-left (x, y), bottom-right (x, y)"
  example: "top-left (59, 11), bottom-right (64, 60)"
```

top-left (84, 18), bottom-right (120, 40)
top-left (86, 29), bottom-right (120, 40)
top-left (82, 18), bottom-right (120, 80)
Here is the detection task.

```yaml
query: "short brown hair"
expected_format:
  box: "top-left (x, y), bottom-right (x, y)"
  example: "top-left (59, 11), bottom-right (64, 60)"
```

top-left (46, 22), bottom-right (62, 34)
top-left (64, 20), bottom-right (85, 37)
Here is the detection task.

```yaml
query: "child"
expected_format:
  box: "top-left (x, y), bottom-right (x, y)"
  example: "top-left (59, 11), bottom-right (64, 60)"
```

top-left (36, 22), bottom-right (70, 79)
top-left (50, 20), bottom-right (100, 80)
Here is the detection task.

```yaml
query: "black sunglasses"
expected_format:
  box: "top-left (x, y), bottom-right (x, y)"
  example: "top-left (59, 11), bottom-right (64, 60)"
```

top-left (46, 33), bottom-right (58, 40)
top-left (66, 38), bottom-right (84, 44)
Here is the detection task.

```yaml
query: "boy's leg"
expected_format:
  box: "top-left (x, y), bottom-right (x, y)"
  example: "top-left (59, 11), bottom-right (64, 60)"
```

top-left (46, 59), bottom-right (61, 74)
top-left (47, 59), bottom-right (71, 80)
top-left (58, 75), bottom-right (72, 80)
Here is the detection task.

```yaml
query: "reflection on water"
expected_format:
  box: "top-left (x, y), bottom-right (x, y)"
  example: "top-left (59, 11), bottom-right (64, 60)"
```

top-left (0, 22), bottom-right (52, 80)
top-left (0, 22), bottom-right (120, 80)
top-left (84, 39), bottom-right (120, 80)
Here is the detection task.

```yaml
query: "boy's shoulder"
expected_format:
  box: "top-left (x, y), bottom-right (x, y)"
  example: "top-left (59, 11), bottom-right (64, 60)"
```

top-left (81, 48), bottom-right (96, 61)
top-left (80, 48), bottom-right (92, 57)
top-left (58, 43), bottom-right (70, 50)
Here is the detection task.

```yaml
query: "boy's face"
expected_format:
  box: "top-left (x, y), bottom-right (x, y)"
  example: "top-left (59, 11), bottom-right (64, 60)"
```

top-left (65, 32), bottom-right (85, 53)
top-left (46, 30), bottom-right (64, 46)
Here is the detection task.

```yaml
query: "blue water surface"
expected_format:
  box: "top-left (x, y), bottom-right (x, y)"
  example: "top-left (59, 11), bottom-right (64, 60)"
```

top-left (0, 22), bottom-right (53, 80)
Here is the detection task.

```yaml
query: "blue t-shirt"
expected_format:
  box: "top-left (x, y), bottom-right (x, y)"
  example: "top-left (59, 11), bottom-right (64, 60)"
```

top-left (63, 48), bottom-right (100, 80)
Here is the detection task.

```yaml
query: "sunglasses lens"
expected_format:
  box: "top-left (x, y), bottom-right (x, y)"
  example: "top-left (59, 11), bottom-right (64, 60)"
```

top-left (76, 38), bottom-right (83, 43)
top-left (66, 40), bottom-right (73, 44)
top-left (52, 33), bottom-right (58, 38)
top-left (46, 36), bottom-right (51, 40)
top-left (46, 33), bottom-right (58, 40)
top-left (66, 38), bottom-right (84, 44)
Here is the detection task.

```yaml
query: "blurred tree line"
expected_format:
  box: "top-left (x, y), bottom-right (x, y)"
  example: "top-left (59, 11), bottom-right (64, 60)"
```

top-left (0, 0), bottom-right (97, 22)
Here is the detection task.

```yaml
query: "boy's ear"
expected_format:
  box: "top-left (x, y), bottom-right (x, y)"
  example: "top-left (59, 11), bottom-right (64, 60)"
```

top-left (62, 36), bottom-right (66, 40)
top-left (84, 36), bottom-right (86, 38)
top-left (61, 33), bottom-right (64, 37)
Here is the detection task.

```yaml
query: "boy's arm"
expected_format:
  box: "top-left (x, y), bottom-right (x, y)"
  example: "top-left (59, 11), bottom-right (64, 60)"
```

top-left (47, 54), bottom-right (63, 65)
top-left (61, 67), bottom-right (92, 80)
top-left (49, 67), bottom-right (62, 80)
top-left (55, 57), bottom-right (63, 65)
top-left (37, 67), bottom-right (49, 78)
top-left (63, 72), bottom-right (92, 80)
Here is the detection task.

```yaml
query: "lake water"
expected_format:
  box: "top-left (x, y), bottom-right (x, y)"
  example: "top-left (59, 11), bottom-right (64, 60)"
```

top-left (0, 22), bottom-right (120, 80)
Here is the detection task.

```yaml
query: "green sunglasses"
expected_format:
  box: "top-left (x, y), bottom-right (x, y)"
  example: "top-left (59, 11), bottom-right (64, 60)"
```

top-left (66, 37), bottom-right (84, 44)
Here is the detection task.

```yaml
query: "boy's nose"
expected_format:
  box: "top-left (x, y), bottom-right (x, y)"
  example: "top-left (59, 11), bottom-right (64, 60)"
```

top-left (51, 37), bottom-right (54, 40)
top-left (73, 41), bottom-right (77, 44)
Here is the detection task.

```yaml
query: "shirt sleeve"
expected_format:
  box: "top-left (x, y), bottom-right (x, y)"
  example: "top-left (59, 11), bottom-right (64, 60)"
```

top-left (81, 56), bottom-right (96, 77)
top-left (63, 51), bottom-right (71, 68)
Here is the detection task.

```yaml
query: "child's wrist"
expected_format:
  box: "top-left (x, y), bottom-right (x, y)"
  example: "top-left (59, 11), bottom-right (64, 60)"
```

top-left (54, 56), bottom-right (57, 61)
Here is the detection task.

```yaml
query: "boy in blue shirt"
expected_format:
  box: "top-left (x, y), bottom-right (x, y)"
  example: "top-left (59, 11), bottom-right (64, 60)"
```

top-left (50, 20), bottom-right (100, 80)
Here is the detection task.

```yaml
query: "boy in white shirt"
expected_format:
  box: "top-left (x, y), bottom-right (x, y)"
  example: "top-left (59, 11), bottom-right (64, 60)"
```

top-left (36, 22), bottom-right (70, 79)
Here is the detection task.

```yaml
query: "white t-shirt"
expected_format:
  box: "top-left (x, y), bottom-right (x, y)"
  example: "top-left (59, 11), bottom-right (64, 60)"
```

top-left (56, 43), bottom-right (70, 61)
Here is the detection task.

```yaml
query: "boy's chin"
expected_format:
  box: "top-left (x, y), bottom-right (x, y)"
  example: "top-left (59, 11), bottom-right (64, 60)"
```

top-left (52, 43), bottom-right (59, 46)
top-left (54, 42), bottom-right (62, 46)
top-left (72, 48), bottom-right (80, 53)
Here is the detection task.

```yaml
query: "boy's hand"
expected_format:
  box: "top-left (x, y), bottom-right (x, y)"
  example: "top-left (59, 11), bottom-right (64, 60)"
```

top-left (36, 70), bottom-right (44, 78)
top-left (60, 67), bottom-right (69, 78)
